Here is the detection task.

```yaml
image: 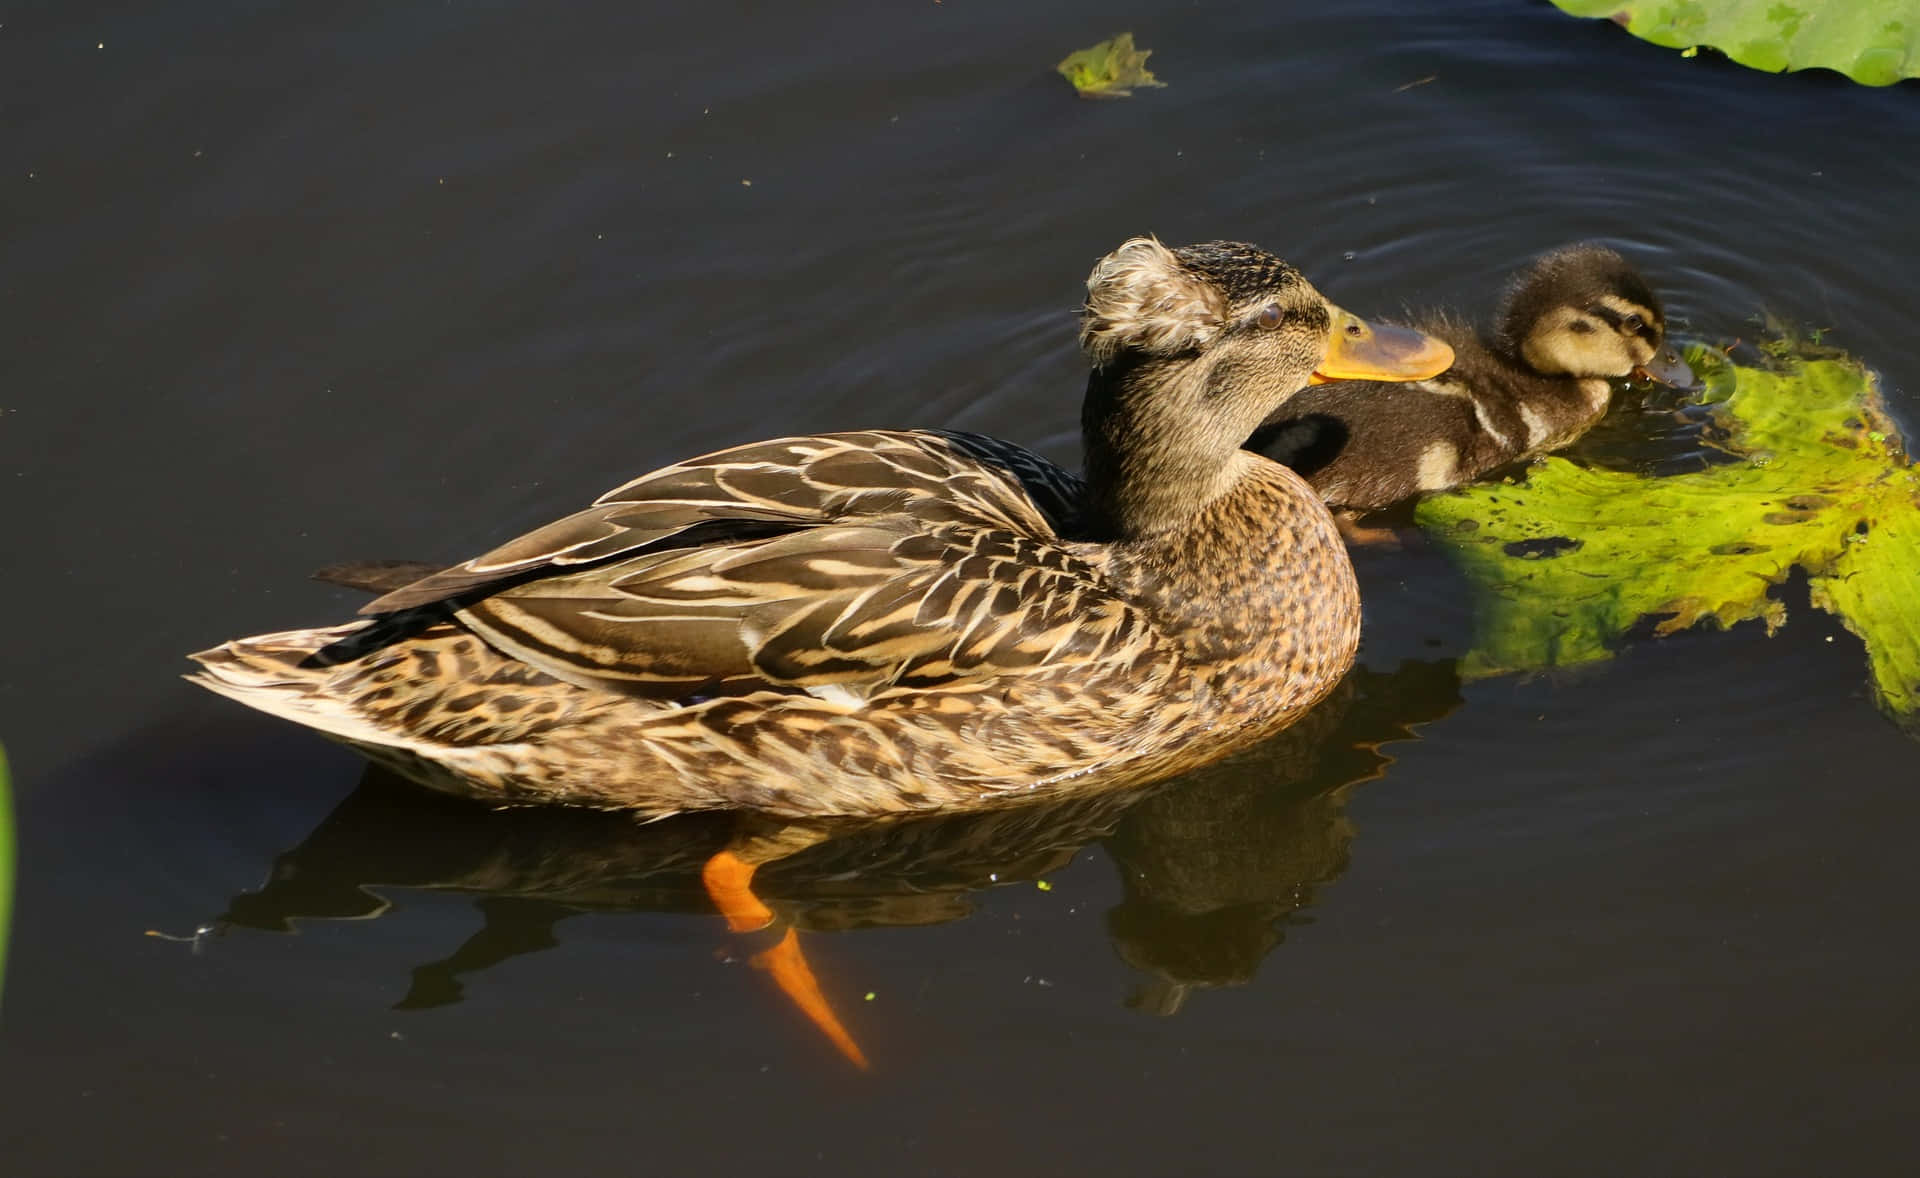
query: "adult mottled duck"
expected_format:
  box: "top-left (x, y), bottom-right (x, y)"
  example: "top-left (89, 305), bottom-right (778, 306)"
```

top-left (190, 238), bottom-right (1449, 1065)
top-left (190, 238), bottom-right (1448, 819)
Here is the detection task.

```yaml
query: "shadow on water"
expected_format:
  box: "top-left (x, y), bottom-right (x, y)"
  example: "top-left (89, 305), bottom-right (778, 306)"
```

top-left (209, 659), bottom-right (1460, 1032)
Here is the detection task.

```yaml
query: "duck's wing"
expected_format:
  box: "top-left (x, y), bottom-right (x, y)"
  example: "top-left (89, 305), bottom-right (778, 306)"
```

top-left (455, 513), bottom-right (1156, 699)
top-left (360, 430), bottom-right (1084, 615)
top-left (934, 430), bottom-right (1086, 531)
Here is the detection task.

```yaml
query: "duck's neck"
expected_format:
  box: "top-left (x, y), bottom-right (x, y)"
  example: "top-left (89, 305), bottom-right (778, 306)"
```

top-left (1078, 354), bottom-right (1361, 705)
top-left (1079, 357), bottom-right (1248, 542)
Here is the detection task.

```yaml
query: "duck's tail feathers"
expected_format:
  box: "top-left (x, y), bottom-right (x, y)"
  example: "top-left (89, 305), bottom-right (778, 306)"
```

top-left (185, 623), bottom-right (441, 753)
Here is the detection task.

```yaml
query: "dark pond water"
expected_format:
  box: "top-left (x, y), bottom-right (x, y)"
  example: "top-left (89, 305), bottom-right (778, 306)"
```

top-left (6, 1), bottom-right (1920, 1173)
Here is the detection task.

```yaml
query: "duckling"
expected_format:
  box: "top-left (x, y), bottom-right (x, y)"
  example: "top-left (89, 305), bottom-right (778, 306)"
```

top-left (188, 238), bottom-right (1452, 822)
top-left (1248, 243), bottom-right (1694, 513)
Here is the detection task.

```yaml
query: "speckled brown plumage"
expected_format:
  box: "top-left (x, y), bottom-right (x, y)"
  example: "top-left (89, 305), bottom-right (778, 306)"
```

top-left (188, 238), bottom-right (1445, 819)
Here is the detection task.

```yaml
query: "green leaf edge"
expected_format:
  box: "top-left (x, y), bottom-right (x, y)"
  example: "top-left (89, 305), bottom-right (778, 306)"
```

top-left (1549, 0), bottom-right (1919, 86)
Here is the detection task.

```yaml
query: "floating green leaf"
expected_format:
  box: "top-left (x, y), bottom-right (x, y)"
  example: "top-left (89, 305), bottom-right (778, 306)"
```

top-left (1057, 33), bottom-right (1166, 98)
top-left (1415, 343), bottom-right (1920, 731)
top-left (1549, 0), bottom-right (1920, 85)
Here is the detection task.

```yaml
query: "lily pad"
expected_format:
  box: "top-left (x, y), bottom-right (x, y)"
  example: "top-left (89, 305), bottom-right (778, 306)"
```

top-left (1057, 33), bottom-right (1166, 98)
top-left (1415, 342), bottom-right (1920, 731)
top-left (1549, 0), bottom-right (1920, 85)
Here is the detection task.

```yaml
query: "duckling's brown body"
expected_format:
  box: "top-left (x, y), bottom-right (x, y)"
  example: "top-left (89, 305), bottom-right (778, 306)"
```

top-left (1251, 245), bottom-right (1691, 512)
top-left (188, 239), bottom-right (1450, 820)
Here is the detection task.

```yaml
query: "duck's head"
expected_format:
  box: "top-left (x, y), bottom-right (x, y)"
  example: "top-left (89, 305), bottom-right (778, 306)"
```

top-left (1496, 244), bottom-right (1695, 387)
top-left (1077, 237), bottom-right (1452, 538)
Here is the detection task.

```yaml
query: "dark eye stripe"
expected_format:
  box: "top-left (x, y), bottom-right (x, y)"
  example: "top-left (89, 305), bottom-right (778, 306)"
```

top-left (1588, 304), bottom-right (1659, 338)
top-left (1243, 302), bottom-right (1323, 332)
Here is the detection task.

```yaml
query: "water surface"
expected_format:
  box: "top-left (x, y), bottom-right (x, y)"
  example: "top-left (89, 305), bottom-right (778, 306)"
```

top-left (5, 2), bottom-right (1919, 1173)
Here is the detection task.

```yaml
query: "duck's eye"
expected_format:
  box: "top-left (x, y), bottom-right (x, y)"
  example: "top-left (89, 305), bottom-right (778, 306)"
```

top-left (1622, 313), bottom-right (1645, 333)
top-left (1344, 321), bottom-right (1363, 338)
top-left (1255, 304), bottom-right (1284, 330)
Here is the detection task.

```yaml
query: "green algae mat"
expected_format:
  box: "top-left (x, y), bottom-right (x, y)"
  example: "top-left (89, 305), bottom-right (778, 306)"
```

top-left (1415, 342), bottom-right (1920, 732)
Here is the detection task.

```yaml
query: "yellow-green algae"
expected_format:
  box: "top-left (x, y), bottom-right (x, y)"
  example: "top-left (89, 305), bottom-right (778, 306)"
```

top-left (1416, 343), bottom-right (1920, 731)
top-left (1056, 33), bottom-right (1166, 98)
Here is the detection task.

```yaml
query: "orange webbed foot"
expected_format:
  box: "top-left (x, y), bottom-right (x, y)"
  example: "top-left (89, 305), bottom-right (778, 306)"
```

top-left (701, 849), bottom-right (774, 932)
top-left (700, 849), bottom-right (870, 1070)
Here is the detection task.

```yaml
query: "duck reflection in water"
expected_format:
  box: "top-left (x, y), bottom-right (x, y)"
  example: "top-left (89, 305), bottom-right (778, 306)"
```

top-left (1104, 658), bottom-right (1457, 1015)
top-left (211, 658), bottom-right (1459, 1066)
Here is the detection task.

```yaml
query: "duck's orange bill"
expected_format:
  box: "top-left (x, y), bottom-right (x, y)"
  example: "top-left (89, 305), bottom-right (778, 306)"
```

top-left (700, 849), bottom-right (871, 1070)
top-left (1309, 307), bottom-right (1454, 385)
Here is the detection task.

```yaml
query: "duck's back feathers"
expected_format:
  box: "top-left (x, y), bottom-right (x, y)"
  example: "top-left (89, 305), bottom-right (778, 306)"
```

top-left (362, 430), bottom-right (1084, 615)
top-left (455, 501), bottom-right (1159, 701)
top-left (312, 559), bottom-right (446, 595)
top-left (296, 430), bottom-right (1161, 705)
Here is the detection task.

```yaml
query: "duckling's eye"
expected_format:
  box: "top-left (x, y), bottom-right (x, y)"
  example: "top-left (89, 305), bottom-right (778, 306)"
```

top-left (1622, 313), bottom-right (1645, 333)
top-left (1256, 304), bottom-right (1284, 330)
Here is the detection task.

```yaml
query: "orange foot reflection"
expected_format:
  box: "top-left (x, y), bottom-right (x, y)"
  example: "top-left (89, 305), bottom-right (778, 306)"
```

top-left (1334, 512), bottom-right (1404, 549)
top-left (752, 928), bottom-right (870, 1070)
top-left (700, 849), bottom-right (870, 1070)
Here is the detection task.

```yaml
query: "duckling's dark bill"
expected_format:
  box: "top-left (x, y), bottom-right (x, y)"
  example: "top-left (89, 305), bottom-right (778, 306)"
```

top-left (1310, 309), bottom-right (1454, 385)
top-left (1633, 344), bottom-right (1698, 390)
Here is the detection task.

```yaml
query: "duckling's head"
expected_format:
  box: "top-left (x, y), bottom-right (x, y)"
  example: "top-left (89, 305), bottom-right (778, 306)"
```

top-left (1078, 237), bottom-right (1451, 538)
top-left (1496, 244), bottom-right (1693, 385)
